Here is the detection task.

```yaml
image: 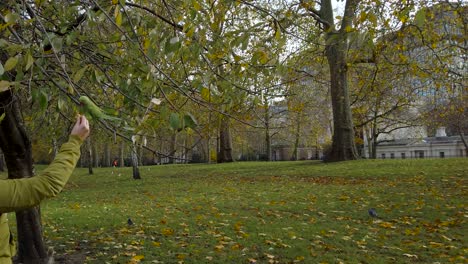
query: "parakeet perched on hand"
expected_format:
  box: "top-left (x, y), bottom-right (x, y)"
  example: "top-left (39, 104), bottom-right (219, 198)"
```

top-left (79, 96), bottom-right (120, 121)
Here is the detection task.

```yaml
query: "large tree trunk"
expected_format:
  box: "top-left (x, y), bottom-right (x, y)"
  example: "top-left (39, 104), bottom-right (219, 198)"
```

top-left (324, 40), bottom-right (359, 162)
top-left (217, 116), bottom-right (233, 163)
top-left (0, 90), bottom-right (51, 264)
top-left (318, 0), bottom-right (360, 162)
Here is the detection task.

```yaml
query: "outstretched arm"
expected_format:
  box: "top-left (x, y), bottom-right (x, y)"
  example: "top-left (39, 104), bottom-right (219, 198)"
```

top-left (0, 115), bottom-right (90, 213)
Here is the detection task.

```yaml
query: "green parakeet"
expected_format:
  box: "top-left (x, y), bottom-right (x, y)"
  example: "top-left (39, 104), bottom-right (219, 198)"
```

top-left (79, 96), bottom-right (120, 121)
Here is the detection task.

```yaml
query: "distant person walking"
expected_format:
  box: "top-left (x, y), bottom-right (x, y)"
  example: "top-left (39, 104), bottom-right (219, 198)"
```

top-left (0, 115), bottom-right (90, 264)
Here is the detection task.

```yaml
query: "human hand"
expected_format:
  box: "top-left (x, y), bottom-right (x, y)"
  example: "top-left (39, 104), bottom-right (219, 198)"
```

top-left (70, 115), bottom-right (90, 141)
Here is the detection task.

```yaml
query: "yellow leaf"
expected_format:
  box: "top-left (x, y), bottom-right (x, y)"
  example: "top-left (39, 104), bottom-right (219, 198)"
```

top-left (114, 7), bottom-right (122, 26)
top-left (379, 222), bottom-right (396, 229)
top-left (214, 244), bottom-right (224, 251)
top-left (192, 0), bottom-right (201, 11)
top-left (152, 241), bottom-right (161, 247)
top-left (0, 80), bottom-right (12, 92)
top-left (132, 255), bottom-right (144, 261)
top-left (429, 241), bottom-right (443, 248)
top-left (201, 87), bottom-right (210, 101)
top-left (161, 228), bottom-right (174, 236)
top-left (112, 0), bottom-right (118, 4)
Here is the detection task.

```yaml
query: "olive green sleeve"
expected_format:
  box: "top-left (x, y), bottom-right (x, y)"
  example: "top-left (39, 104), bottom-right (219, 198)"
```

top-left (0, 135), bottom-right (82, 213)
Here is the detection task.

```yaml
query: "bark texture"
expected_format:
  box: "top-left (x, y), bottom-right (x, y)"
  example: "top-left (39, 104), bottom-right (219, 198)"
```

top-left (217, 116), bottom-right (233, 163)
top-left (0, 90), bottom-right (51, 264)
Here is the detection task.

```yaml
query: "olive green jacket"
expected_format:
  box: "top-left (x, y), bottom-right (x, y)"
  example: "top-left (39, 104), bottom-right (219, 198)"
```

top-left (0, 135), bottom-right (83, 264)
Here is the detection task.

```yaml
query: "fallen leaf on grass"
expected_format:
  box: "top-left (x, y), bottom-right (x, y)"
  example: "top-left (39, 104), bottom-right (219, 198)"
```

top-left (402, 253), bottom-right (418, 259)
top-left (132, 255), bottom-right (144, 261)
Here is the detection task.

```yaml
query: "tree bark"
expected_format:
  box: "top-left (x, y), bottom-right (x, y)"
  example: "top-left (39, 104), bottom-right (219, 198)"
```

top-left (92, 142), bottom-right (99, 168)
top-left (324, 38), bottom-right (359, 162)
top-left (169, 132), bottom-right (177, 164)
top-left (292, 111), bottom-right (301, 161)
top-left (0, 90), bottom-right (51, 264)
top-left (317, 0), bottom-right (360, 162)
top-left (217, 116), bottom-right (233, 163)
top-left (131, 142), bottom-right (141, 179)
top-left (119, 141), bottom-right (125, 167)
top-left (86, 138), bottom-right (93, 175)
top-left (103, 143), bottom-right (111, 167)
top-left (264, 98), bottom-right (271, 161)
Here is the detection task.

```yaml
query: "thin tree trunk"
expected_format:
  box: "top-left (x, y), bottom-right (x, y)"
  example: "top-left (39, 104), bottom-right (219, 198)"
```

top-left (169, 132), bottom-right (177, 164)
top-left (92, 143), bottom-right (99, 168)
top-left (292, 111), bottom-right (301, 161)
top-left (87, 137), bottom-right (93, 175)
top-left (217, 116), bottom-right (233, 163)
top-left (119, 141), bottom-right (125, 167)
top-left (458, 130), bottom-right (467, 157)
top-left (103, 143), bottom-right (110, 167)
top-left (0, 90), bottom-right (51, 264)
top-left (131, 142), bottom-right (141, 179)
top-left (264, 98), bottom-right (271, 161)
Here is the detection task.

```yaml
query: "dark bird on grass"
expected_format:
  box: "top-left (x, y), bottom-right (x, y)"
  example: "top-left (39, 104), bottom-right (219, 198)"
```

top-left (368, 208), bottom-right (381, 219)
top-left (127, 217), bottom-right (134, 226)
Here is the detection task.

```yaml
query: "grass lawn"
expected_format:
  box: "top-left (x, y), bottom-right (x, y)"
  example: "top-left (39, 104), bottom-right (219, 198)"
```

top-left (3, 158), bottom-right (467, 263)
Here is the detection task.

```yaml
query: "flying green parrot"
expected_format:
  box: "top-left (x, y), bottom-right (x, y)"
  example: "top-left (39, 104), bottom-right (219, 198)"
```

top-left (79, 96), bottom-right (120, 121)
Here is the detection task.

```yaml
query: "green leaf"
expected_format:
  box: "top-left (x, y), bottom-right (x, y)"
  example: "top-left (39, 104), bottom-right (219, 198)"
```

top-left (414, 9), bottom-right (426, 28)
top-left (0, 62), bottom-right (4, 76)
top-left (169, 112), bottom-right (181, 131)
top-left (25, 52), bottom-right (34, 71)
top-left (4, 56), bottom-right (18, 71)
top-left (4, 12), bottom-right (18, 23)
top-left (183, 113), bottom-right (198, 129)
top-left (51, 37), bottom-right (63, 52)
top-left (57, 97), bottom-right (65, 112)
top-left (164, 37), bottom-right (181, 54)
top-left (73, 66), bottom-right (88, 83)
top-left (39, 91), bottom-right (48, 111)
top-left (0, 113), bottom-right (5, 123)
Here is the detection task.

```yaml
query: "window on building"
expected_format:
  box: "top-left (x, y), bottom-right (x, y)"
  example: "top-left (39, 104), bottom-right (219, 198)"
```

top-left (439, 152), bottom-right (445, 158)
top-left (416, 151), bottom-right (424, 159)
top-left (381, 153), bottom-right (386, 159)
top-left (390, 153), bottom-right (395, 159)
top-left (401, 153), bottom-right (406, 159)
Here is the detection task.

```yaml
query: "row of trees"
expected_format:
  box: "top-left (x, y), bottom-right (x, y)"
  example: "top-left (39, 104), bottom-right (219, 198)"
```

top-left (0, 0), bottom-right (466, 262)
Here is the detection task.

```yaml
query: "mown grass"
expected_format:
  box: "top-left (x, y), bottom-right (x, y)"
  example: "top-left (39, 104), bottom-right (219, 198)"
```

top-left (3, 158), bottom-right (467, 263)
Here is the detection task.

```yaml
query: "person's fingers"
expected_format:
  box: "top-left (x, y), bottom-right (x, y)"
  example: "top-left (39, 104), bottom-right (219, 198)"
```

top-left (84, 117), bottom-right (89, 128)
top-left (77, 115), bottom-right (82, 125)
